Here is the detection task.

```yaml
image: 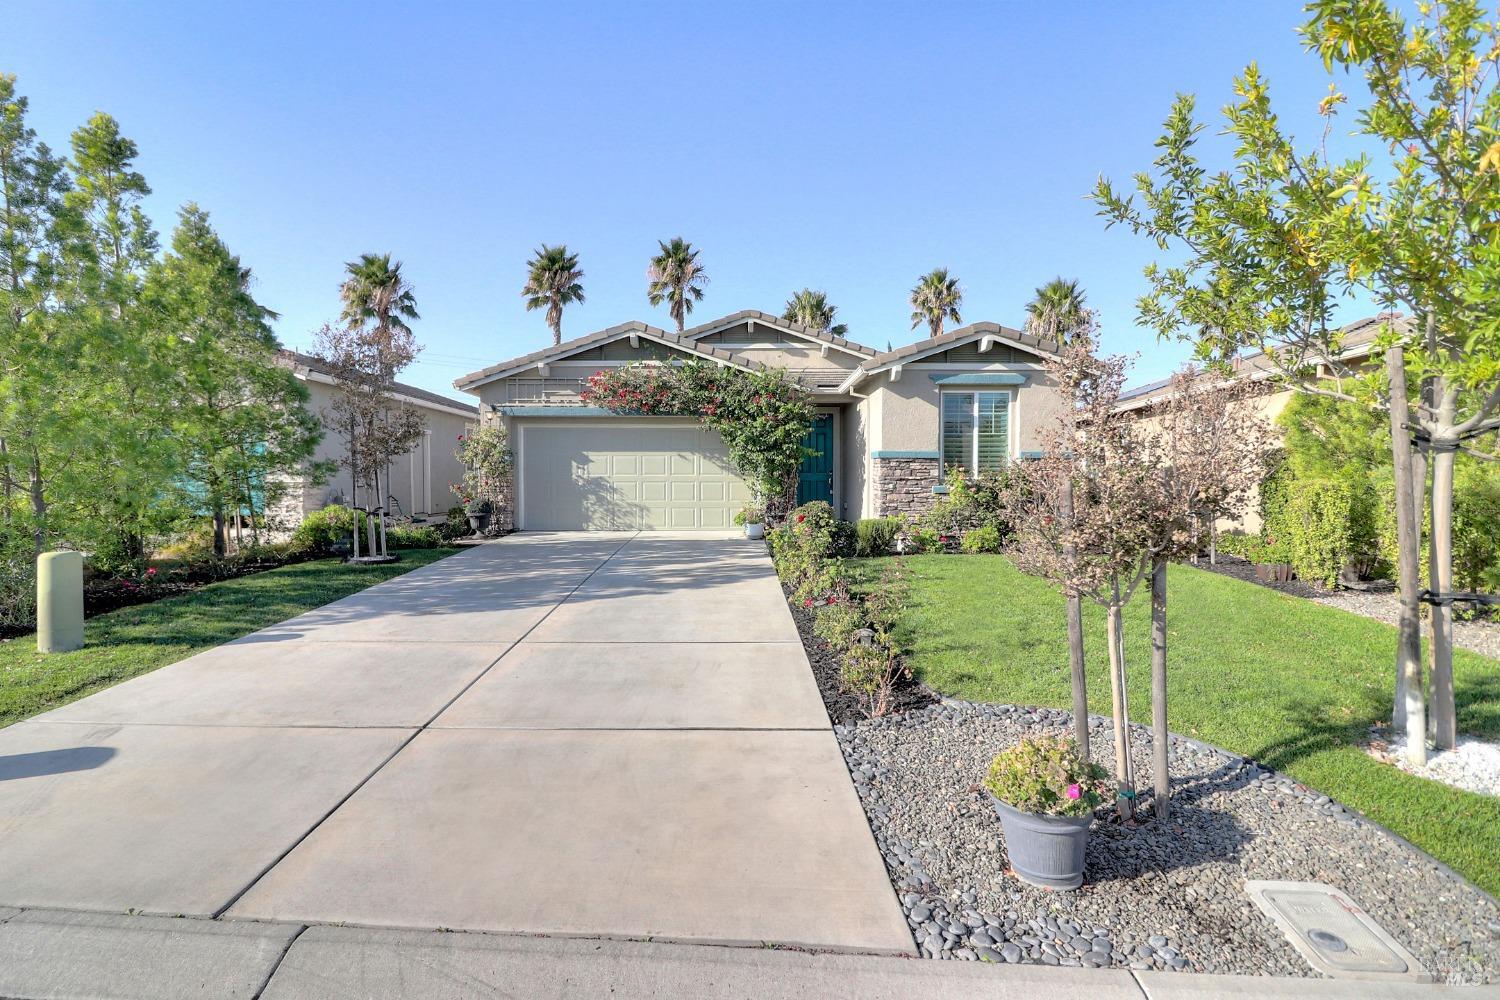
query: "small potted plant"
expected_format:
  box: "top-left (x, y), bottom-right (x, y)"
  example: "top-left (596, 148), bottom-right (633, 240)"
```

top-left (465, 498), bottom-right (493, 536)
top-left (983, 735), bottom-right (1109, 890)
top-left (734, 502), bottom-right (766, 540)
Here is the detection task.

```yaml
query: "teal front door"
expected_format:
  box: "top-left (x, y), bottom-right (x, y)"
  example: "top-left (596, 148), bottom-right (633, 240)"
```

top-left (797, 414), bottom-right (835, 507)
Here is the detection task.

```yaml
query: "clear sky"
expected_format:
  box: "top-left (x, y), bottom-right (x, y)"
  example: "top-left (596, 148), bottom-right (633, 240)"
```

top-left (6, 1), bottom-right (1373, 401)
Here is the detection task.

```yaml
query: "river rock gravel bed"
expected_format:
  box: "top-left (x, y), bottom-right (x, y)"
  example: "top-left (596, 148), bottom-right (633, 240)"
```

top-left (836, 700), bottom-right (1500, 984)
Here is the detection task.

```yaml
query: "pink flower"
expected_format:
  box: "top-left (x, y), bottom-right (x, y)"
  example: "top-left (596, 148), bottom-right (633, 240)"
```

top-left (1065, 784), bottom-right (1082, 800)
top-left (145, 567), bottom-right (157, 576)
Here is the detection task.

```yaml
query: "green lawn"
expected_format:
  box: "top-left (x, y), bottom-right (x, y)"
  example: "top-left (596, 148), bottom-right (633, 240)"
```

top-left (852, 554), bottom-right (1500, 896)
top-left (0, 548), bottom-right (456, 728)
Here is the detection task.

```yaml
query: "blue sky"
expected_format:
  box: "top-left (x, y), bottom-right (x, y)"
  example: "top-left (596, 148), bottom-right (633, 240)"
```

top-left (8, 2), bottom-right (1371, 400)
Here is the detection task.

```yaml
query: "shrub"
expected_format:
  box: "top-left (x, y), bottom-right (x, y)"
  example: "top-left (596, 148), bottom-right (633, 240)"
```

top-left (960, 525), bottom-right (1002, 554)
top-left (903, 526), bottom-right (941, 554)
top-left (1279, 476), bottom-right (1378, 587)
top-left (0, 530), bottom-right (37, 634)
top-left (983, 735), bottom-right (1110, 818)
top-left (291, 505), bottom-right (357, 554)
top-left (773, 501), bottom-right (839, 597)
top-left (813, 597), bottom-right (866, 650)
top-left (840, 642), bottom-right (906, 719)
top-left (829, 518), bottom-right (857, 558)
top-left (388, 525), bottom-right (441, 549)
top-left (920, 467), bottom-right (1014, 542)
top-left (1452, 463), bottom-right (1500, 593)
top-left (437, 506), bottom-right (468, 541)
top-left (855, 517), bottom-right (901, 557)
top-left (861, 556), bottom-right (911, 646)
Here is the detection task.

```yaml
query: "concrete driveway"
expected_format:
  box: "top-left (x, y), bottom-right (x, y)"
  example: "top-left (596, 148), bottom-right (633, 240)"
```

top-left (0, 533), bottom-right (912, 954)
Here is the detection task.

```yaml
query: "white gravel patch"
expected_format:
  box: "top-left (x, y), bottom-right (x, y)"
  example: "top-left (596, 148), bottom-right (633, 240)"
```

top-left (1372, 734), bottom-right (1500, 798)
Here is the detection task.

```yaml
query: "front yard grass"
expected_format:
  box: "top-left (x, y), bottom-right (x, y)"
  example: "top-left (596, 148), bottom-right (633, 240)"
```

top-left (851, 554), bottom-right (1500, 897)
top-left (0, 548), bottom-right (456, 729)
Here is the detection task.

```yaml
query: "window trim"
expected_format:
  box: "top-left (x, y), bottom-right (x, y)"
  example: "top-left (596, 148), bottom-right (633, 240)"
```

top-left (938, 388), bottom-right (1014, 478)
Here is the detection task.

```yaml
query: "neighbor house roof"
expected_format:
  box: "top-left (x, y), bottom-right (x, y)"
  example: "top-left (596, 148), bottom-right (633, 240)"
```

top-left (280, 350), bottom-right (479, 416)
top-left (1115, 313), bottom-right (1408, 413)
top-left (452, 320), bottom-right (811, 393)
top-left (679, 309), bottom-right (877, 358)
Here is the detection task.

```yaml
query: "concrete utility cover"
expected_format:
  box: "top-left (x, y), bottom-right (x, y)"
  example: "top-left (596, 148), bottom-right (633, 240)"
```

top-left (1246, 880), bottom-right (1430, 982)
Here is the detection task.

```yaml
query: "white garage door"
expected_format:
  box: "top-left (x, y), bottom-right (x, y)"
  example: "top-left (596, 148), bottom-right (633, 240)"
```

top-left (517, 421), bottom-right (750, 530)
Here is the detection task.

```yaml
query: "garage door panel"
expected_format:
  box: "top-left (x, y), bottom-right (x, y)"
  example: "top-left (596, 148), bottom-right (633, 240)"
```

top-left (521, 423), bottom-right (750, 531)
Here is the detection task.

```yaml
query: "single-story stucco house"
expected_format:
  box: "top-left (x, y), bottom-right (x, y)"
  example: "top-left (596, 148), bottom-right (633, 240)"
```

top-left (1115, 313), bottom-right (1400, 533)
top-left (453, 310), bottom-right (1065, 531)
top-left (273, 350), bottom-right (478, 527)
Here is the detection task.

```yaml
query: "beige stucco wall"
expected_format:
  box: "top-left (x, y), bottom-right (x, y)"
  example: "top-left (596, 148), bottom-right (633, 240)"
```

top-left (1125, 385), bottom-right (1293, 535)
top-left (840, 399), bottom-right (872, 519)
top-left (300, 379), bottom-right (475, 521)
top-left (870, 366), bottom-right (1064, 456)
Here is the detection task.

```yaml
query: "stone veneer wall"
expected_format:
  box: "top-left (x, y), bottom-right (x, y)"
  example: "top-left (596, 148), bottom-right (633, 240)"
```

top-left (873, 456), bottom-right (940, 519)
top-left (488, 472), bottom-right (516, 534)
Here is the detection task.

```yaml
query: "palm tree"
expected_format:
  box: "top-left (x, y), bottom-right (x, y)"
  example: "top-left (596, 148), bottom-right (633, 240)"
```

top-left (340, 252), bottom-right (419, 338)
top-left (1024, 277), bottom-right (1090, 343)
top-left (783, 288), bottom-right (849, 337)
top-left (646, 237), bottom-right (709, 332)
top-left (909, 268), bottom-right (962, 338)
top-left (522, 244), bottom-right (586, 345)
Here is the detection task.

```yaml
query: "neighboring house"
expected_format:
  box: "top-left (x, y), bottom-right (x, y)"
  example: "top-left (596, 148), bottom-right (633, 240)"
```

top-left (274, 350), bottom-right (478, 526)
top-left (1115, 313), bottom-right (1401, 532)
top-left (453, 310), bottom-right (1064, 531)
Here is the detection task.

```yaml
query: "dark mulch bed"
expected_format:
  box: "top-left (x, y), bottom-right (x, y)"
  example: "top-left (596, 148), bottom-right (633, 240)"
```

top-left (782, 583), bottom-right (936, 725)
top-left (1188, 553), bottom-right (1328, 600)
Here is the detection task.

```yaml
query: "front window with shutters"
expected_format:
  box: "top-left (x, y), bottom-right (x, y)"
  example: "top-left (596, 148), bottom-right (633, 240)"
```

top-left (940, 391), bottom-right (1010, 477)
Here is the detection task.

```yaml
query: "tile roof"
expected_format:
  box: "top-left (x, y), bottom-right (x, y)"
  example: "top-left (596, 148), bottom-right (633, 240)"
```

top-left (280, 350), bottom-right (478, 413)
top-left (680, 309), bottom-right (878, 357)
top-left (451, 320), bottom-right (812, 392)
top-left (1115, 313), bottom-right (1408, 409)
top-left (858, 321), bottom-right (1063, 370)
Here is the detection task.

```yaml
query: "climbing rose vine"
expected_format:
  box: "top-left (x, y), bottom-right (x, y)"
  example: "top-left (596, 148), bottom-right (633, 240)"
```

top-left (582, 361), bottom-right (814, 518)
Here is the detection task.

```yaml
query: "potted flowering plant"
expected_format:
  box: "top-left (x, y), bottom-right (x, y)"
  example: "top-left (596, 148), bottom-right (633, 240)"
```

top-left (733, 502), bottom-right (767, 540)
top-left (464, 498), bottom-right (492, 536)
top-left (983, 735), bottom-right (1109, 890)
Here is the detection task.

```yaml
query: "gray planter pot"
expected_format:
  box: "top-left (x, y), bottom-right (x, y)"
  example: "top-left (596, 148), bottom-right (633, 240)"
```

top-left (467, 513), bottom-right (491, 535)
top-left (744, 522), bottom-right (765, 540)
top-left (989, 793), bottom-right (1092, 891)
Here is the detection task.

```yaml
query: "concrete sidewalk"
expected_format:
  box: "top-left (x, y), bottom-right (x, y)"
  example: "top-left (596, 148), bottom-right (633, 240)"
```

top-left (0, 909), bottom-right (1487, 1000)
top-left (0, 532), bottom-right (909, 953)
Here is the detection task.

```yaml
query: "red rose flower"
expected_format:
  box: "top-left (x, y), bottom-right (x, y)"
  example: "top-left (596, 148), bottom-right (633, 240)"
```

top-left (796, 514), bottom-right (806, 523)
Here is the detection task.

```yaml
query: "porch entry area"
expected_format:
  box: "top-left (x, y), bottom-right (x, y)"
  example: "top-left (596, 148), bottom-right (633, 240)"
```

top-left (796, 413), bottom-right (835, 507)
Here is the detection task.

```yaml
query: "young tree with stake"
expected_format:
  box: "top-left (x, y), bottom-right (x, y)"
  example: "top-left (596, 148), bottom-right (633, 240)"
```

top-left (1093, 0), bottom-right (1500, 763)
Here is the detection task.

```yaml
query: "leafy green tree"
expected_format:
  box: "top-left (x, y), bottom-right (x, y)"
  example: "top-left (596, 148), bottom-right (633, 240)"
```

top-left (1093, 0), bottom-right (1500, 758)
top-left (782, 288), bottom-right (848, 337)
top-left (646, 237), bottom-right (708, 332)
top-left (143, 204), bottom-right (325, 555)
top-left (521, 244), bottom-right (585, 346)
top-left (1024, 277), bottom-right (1090, 343)
top-left (909, 268), bottom-right (962, 338)
top-left (62, 112), bottom-right (175, 568)
top-left (0, 73), bottom-right (86, 555)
